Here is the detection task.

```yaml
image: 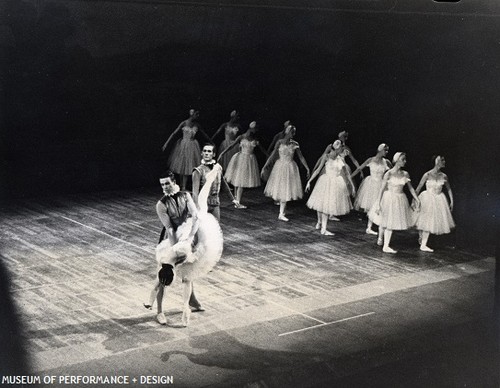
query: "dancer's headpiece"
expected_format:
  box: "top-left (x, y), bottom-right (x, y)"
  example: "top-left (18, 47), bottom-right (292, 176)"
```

top-left (392, 152), bottom-right (403, 164)
top-left (377, 143), bottom-right (387, 152)
top-left (333, 140), bottom-right (342, 150)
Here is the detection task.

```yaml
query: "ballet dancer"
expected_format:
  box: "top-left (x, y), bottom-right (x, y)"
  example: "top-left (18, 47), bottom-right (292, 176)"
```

top-left (261, 125), bottom-right (310, 221)
top-left (210, 110), bottom-right (242, 171)
top-left (217, 121), bottom-right (268, 209)
top-left (306, 140), bottom-right (355, 235)
top-left (161, 109), bottom-right (212, 190)
top-left (351, 143), bottom-right (392, 235)
top-left (144, 170), bottom-right (223, 326)
top-left (373, 152), bottom-right (420, 253)
top-left (413, 155), bottom-right (455, 252)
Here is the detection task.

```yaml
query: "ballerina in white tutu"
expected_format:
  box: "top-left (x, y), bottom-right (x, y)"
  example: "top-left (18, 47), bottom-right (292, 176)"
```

top-left (261, 125), bottom-right (310, 221)
top-left (210, 110), bottom-right (242, 171)
top-left (144, 169), bottom-right (223, 326)
top-left (373, 152), bottom-right (420, 253)
top-left (161, 109), bottom-right (212, 190)
top-left (413, 155), bottom-right (455, 252)
top-left (217, 121), bottom-right (268, 209)
top-left (305, 140), bottom-right (355, 235)
top-left (351, 143), bottom-right (392, 236)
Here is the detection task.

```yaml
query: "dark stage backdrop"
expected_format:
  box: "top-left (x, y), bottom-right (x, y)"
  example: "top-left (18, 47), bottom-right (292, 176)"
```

top-left (1, 0), bottom-right (499, 247)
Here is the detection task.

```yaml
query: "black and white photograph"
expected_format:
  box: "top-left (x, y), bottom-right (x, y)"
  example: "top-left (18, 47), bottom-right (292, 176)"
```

top-left (1, 0), bottom-right (499, 387)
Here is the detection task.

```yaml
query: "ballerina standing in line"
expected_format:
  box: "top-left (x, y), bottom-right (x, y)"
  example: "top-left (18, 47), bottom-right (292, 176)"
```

top-left (351, 143), bottom-right (392, 236)
top-left (413, 155), bottom-right (455, 252)
top-left (217, 121), bottom-right (268, 209)
top-left (161, 109), bottom-right (212, 190)
top-left (305, 140), bottom-right (355, 235)
top-left (210, 110), bottom-right (242, 171)
top-left (261, 125), bottom-right (310, 221)
top-left (373, 152), bottom-right (420, 253)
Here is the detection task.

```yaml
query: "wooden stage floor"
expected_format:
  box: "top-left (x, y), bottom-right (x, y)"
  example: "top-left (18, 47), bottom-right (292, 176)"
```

top-left (0, 187), bottom-right (496, 387)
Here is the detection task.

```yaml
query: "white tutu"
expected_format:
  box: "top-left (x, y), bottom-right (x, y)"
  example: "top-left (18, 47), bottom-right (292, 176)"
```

top-left (414, 191), bottom-right (455, 234)
top-left (264, 159), bottom-right (303, 202)
top-left (155, 166), bottom-right (223, 281)
top-left (168, 138), bottom-right (201, 175)
top-left (379, 191), bottom-right (414, 230)
top-left (225, 152), bottom-right (261, 188)
top-left (307, 174), bottom-right (352, 216)
top-left (355, 176), bottom-right (384, 212)
top-left (306, 157), bottom-right (351, 216)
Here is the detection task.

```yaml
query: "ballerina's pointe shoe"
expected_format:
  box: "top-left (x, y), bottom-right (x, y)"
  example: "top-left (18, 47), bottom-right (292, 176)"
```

top-left (420, 245), bottom-right (434, 252)
top-left (321, 229), bottom-right (334, 236)
top-left (181, 308), bottom-right (191, 327)
top-left (315, 222), bottom-right (321, 230)
top-left (278, 214), bottom-right (289, 222)
top-left (382, 246), bottom-right (397, 254)
top-left (366, 228), bottom-right (378, 235)
top-left (377, 238), bottom-right (383, 246)
top-left (156, 312), bottom-right (167, 325)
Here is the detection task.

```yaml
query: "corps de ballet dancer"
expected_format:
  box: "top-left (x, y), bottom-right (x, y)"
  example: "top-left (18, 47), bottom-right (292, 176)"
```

top-left (413, 155), bottom-right (455, 252)
top-left (373, 152), bottom-right (420, 253)
top-left (144, 169), bottom-right (223, 326)
top-left (210, 110), bottom-right (242, 171)
top-left (305, 140), bottom-right (355, 235)
top-left (217, 121), bottom-right (268, 209)
top-left (350, 143), bottom-right (392, 236)
top-left (261, 125), bottom-right (310, 221)
top-left (161, 109), bottom-right (212, 190)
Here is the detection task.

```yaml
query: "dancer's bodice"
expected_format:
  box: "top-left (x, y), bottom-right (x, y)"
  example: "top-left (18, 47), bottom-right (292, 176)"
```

top-left (325, 157), bottom-right (345, 177)
top-left (425, 178), bottom-right (445, 195)
top-left (387, 175), bottom-right (409, 193)
top-left (182, 125), bottom-right (197, 140)
top-left (278, 142), bottom-right (298, 161)
top-left (368, 159), bottom-right (389, 180)
top-left (240, 138), bottom-right (258, 154)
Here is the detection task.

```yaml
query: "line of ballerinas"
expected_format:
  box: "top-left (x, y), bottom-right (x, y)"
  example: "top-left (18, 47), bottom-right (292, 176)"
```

top-left (353, 148), bottom-right (455, 253)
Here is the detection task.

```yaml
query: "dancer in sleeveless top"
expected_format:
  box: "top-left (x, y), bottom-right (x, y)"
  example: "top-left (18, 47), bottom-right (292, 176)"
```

top-left (414, 155), bottom-right (455, 252)
top-left (217, 121), bottom-right (268, 209)
top-left (144, 170), bottom-right (223, 326)
top-left (373, 152), bottom-right (420, 253)
top-left (210, 110), bottom-right (242, 171)
top-left (351, 143), bottom-right (392, 235)
top-left (262, 125), bottom-right (310, 221)
top-left (306, 140), bottom-right (355, 235)
top-left (161, 109), bottom-right (212, 190)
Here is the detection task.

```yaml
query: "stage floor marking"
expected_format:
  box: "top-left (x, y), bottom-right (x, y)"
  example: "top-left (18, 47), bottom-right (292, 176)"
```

top-left (59, 215), bottom-right (154, 254)
top-left (278, 312), bottom-right (376, 337)
top-left (268, 299), bottom-right (326, 324)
